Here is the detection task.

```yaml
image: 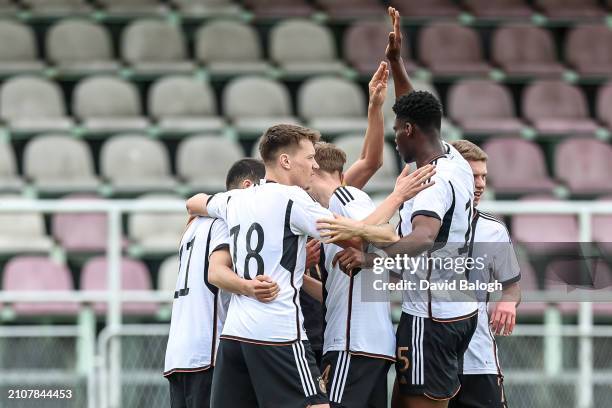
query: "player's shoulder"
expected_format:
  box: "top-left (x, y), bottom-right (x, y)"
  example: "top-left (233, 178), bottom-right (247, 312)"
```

top-left (332, 185), bottom-right (370, 206)
top-left (476, 210), bottom-right (510, 239)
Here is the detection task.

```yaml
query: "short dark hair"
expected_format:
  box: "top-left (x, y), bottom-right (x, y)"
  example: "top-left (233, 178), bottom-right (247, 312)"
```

top-left (226, 158), bottom-right (265, 190)
top-left (314, 142), bottom-right (346, 174)
top-left (259, 124), bottom-right (321, 163)
top-left (392, 91), bottom-right (443, 134)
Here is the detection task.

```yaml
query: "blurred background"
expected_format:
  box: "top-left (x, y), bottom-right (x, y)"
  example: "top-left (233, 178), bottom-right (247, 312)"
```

top-left (0, 0), bottom-right (611, 407)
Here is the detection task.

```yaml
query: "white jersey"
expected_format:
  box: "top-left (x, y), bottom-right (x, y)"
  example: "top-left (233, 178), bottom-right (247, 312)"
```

top-left (322, 186), bottom-right (395, 361)
top-left (463, 210), bottom-right (521, 375)
top-left (206, 180), bottom-right (333, 344)
top-left (397, 141), bottom-right (478, 320)
top-left (164, 216), bottom-right (230, 376)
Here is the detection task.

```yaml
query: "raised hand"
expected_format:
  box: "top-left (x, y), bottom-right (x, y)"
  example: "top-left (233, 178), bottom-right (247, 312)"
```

top-left (385, 6), bottom-right (403, 62)
top-left (368, 61), bottom-right (389, 108)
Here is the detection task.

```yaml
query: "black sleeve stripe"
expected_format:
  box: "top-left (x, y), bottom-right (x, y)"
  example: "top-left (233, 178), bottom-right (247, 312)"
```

top-left (341, 186), bottom-right (355, 201)
top-left (478, 212), bottom-right (511, 237)
top-left (206, 194), bottom-right (216, 205)
top-left (334, 190), bottom-right (347, 206)
top-left (410, 210), bottom-right (442, 222)
top-left (336, 187), bottom-right (352, 204)
top-left (210, 243), bottom-right (229, 255)
top-left (500, 274), bottom-right (521, 288)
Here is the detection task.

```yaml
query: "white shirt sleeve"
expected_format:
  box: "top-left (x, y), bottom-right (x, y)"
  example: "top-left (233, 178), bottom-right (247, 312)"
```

top-left (288, 187), bottom-right (333, 239)
top-left (491, 229), bottom-right (521, 286)
top-left (209, 218), bottom-right (230, 256)
top-left (343, 193), bottom-right (376, 221)
top-left (206, 191), bottom-right (232, 222)
top-left (410, 174), bottom-right (453, 222)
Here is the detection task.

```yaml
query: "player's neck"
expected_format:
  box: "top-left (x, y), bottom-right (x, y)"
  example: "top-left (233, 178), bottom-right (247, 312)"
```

top-left (415, 139), bottom-right (445, 168)
top-left (263, 168), bottom-right (292, 186)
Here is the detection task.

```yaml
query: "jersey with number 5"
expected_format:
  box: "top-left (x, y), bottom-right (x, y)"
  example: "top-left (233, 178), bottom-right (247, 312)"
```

top-left (207, 180), bottom-right (333, 344)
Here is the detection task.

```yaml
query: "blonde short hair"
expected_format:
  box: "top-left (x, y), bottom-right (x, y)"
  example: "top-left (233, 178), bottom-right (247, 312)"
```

top-left (314, 142), bottom-right (347, 174)
top-left (450, 140), bottom-right (488, 162)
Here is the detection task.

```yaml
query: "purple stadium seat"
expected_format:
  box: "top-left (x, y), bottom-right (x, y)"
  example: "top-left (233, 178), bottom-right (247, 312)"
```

top-left (390, 0), bottom-right (461, 18)
top-left (464, 0), bottom-right (533, 18)
top-left (554, 138), bottom-right (612, 195)
top-left (516, 258), bottom-right (547, 316)
top-left (343, 20), bottom-right (416, 75)
top-left (317, 0), bottom-right (384, 19)
top-left (3, 256), bottom-right (79, 315)
top-left (597, 82), bottom-right (612, 128)
top-left (492, 24), bottom-right (565, 77)
top-left (482, 138), bottom-right (556, 195)
top-left (81, 256), bottom-right (157, 315)
top-left (566, 25), bottom-right (612, 77)
top-left (447, 79), bottom-right (525, 134)
top-left (418, 23), bottom-right (492, 76)
top-left (511, 195), bottom-right (580, 255)
top-left (522, 80), bottom-right (598, 135)
top-left (243, 0), bottom-right (314, 18)
top-left (534, 0), bottom-right (606, 20)
top-left (593, 196), bottom-right (612, 255)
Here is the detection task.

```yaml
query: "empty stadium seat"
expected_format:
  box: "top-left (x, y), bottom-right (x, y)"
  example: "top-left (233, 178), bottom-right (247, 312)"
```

top-left (0, 20), bottom-right (44, 75)
top-left (534, 0), bottom-right (606, 20)
top-left (554, 138), bottom-right (612, 196)
top-left (100, 135), bottom-right (177, 194)
top-left (22, 0), bottom-right (91, 16)
top-left (46, 19), bottom-right (119, 75)
top-left (382, 78), bottom-right (439, 124)
top-left (121, 19), bottom-right (194, 75)
top-left (344, 20), bottom-right (415, 76)
top-left (334, 135), bottom-right (398, 193)
top-left (98, 0), bottom-right (167, 17)
top-left (2, 256), bottom-right (78, 315)
top-left (172, 0), bottom-right (242, 16)
top-left (270, 19), bottom-right (347, 76)
top-left (566, 25), bottom-right (612, 77)
top-left (0, 142), bottom-right (23, 192)
top-left (195, 20), bottom-right (271, 76)
top-left (23, 134), bottom-right (99, 194)
top-left (593, 196), bottom-right (612, 255)
top-left (317, 0), bottom-right (385, 19)
top-left (298, 76), bottom-right (368, 135)
top-left (492, 24), bottom-right (565, 77)
top-left (73, 76), bottom-right (149, 133)
top-left (52, 194), bottom-right (127, 253)
top-left (418, 23), bottom-right (492, 76)
top-left (0, 196), bottom-right (54, 254)
top-left (128, 194), bottom-right (187, 255)
top-left (158, 255), bottom-right (179, 292)
top-left (222, 76), bottom-right (299, 135)
top-left (464, 0), bottom-right (534, 18)
top-left (390, 0), bottom-right (461, 17)
top-left (448, 80), bottom-right (526, 134)
top-left (0, 0), bottom-right (18, 15)
top-left (515, 257), bottom-right (547, 316)
top-left (177, 135), bottom-right (244, 192)
top-left (522, 80), bottom-right (598, 136)
top-left (148, 76), bottom-right (224, 133)
top-left (80, 257), bottom-right (157, 315)
top-left (482, 138), bottom-right (556, 195)
top-left (0, 76), bottom-right (73, 132)
top-left (243, 0), bottom-right (314, 18)
top-left (597, 82), bottom-right (612, 129)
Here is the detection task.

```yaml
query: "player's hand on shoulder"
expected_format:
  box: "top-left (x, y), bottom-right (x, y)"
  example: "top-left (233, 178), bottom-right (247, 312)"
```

top-left (186, 193), bottom-right (210, 216)
top-left (385, 6), bottom-right (403, 62)
top-left (317, 214), bottom-right (364, 244)
top-left (305, 239), bottom-right (321, 269)
top-left (332, 247), bottom-right (366, 276)
top-left (490, 301), bottom-right (517, 336)
top-left (392, 164), bottom-right (436, 201)
top-left (368, 61), bottom-right (389, 108)
top-left (246, 275), bottom-right (280, 303)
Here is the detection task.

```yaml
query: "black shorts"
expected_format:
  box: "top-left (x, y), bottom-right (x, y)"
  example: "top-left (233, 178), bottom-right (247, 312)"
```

top-left (167, 369), bottom-right (214, 408)
top-left (395, 312), bottom-right (478, 400)
top-left (210, 338), bottom-right (328, 408)
top-left (321, 351), bottom-right (392, 408)
top-left (449, 374), bottom-right (508, 408)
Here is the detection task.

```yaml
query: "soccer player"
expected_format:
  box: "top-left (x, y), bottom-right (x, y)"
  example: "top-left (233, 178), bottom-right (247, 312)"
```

top-left (164, 158), bottom-right (279, 408)
top-left (187, 124), bottom-right (337, 408)
top-left (448, 140), bottom-right (521, 408)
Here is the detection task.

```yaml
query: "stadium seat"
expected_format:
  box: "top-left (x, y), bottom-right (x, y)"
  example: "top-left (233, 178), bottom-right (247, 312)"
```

top-left (2, 256), bottom-right (79, 315)
top-left (158, 255), bottom-right (178, 292)
top-left (46, 19), bottom-right (119, 76)
top-left (522, 80), bottom-right (598, 136)
top-left (593, 196), bottom-right (612, 255)
top-left (0, 20), bottom-right (44, 75)
top-left (482, 138), bottom-right (556, 195)
top-left (148, 75), bottom-right (224, 134)
top-left (52, 194), bottom-right (127, 253)
top-left (0, 0), bottom-right (18, 15)
top-left (554, 138), bottom-right (612, 196)
top-left (390, 0), bottom-right (461, 18)
top-left (73, 76), bottom-right (149, 133)
top-left (243, 0), bottom-right (314, 18)
top-left (298, 76), bottom-right (368, 135)
top-left (128, 194), bottom-right (186, 255)
top-left (100, 134), bottom-right (177, 194)
top-left (534, 0), bottom-right (606, 20)
top-left (317, 0), bottom-right (385, 20)
top-left (447, 79), bottom-right (526, 134)
top-left (597, 82), bottom-right (612, 129)
top-left (464, 0), bottom-right (534, 18)
top-left (269, 19), bottom-right (347, 76)
top-left (172, 0), bottom-right (242, 17)
top-left (566, 25), bottom-right (612, 77)
top-left (334, 135), bottom-right (398, 193)
top-left (177, 134), bottom-right (244, 192)
top-left (23, 134), bottom-right (100, 194)
top-left (80, 256), bottom-right (157, 315)
top-left (343, 20), bottom-right (416, 76)
top-left (0, 76), bottom-right (73, 132)
top-left (492, 24), bottom-right (565, 77)
top-left (21, 0), bottom-right (91, 16)
top-left (0, 196), bottom-right (54, 255)
top-left (222, 76), bottom-right (299, 135)
top-left (418, 23), bottom-right (492, 76)
top-left (0, 142), bottom-right (23, 192)
top-left (98, 0), bottom-right (167, 17)
top-left (195, 20), bottom-right (272, 76)
top-left (121, 19), bottom-right (194, 75)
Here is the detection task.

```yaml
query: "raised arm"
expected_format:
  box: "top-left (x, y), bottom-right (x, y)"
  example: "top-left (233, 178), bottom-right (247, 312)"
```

top-left (343, 62), bottom-right (388, 189)
top-left (385, 6), bottom-right (413, 98)
top-left (186, 193), bottom-right (211, 217)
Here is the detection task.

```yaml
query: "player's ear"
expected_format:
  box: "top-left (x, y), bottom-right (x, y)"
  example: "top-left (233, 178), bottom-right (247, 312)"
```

top-left (242, 179), bottom-right (253, 189)
top-left (405, 122), bottom-right (413, 137)
top-left (279, 153), bottom-right (291, 170)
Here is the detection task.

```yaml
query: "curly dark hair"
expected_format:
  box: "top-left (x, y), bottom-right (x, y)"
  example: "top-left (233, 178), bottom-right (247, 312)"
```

top-left (226, 158), bottom-right (265, 190)
top-left (392, 91), bottom-right (443, 134)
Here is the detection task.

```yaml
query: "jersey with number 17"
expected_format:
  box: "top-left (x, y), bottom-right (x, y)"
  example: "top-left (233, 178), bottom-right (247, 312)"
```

top-left (206, 180), bottom-right (334, 344)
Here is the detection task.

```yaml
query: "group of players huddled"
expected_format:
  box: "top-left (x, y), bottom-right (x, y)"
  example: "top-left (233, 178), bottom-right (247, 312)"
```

top-left (163, 7), bottom-right (522, 408)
